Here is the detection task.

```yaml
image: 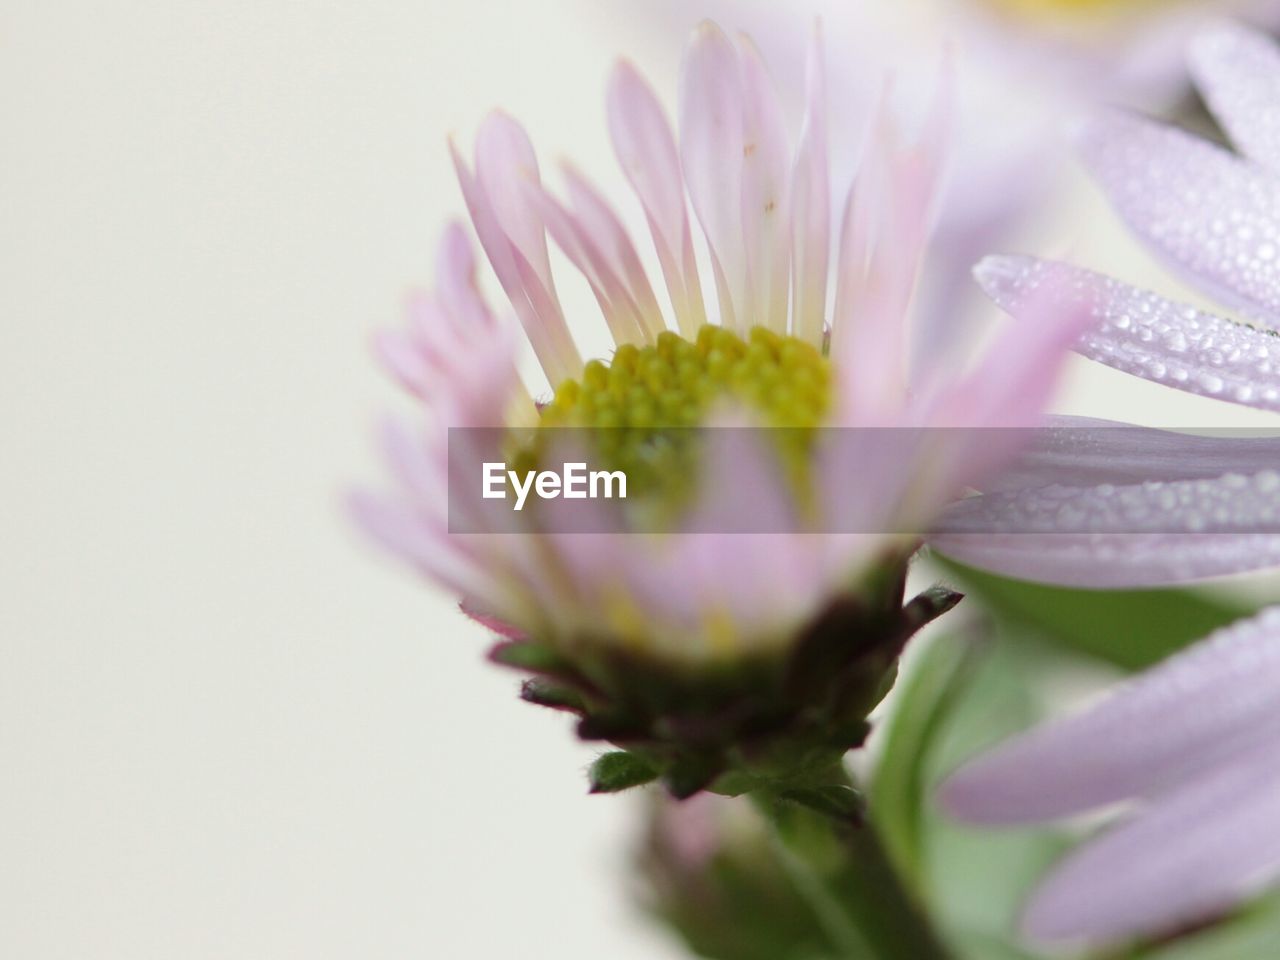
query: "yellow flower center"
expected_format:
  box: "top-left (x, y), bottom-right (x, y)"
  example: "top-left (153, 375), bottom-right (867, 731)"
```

top-left (983, 0), bottom-right (1172, 20)
top-left (512, 325), bottom-right (832, 519)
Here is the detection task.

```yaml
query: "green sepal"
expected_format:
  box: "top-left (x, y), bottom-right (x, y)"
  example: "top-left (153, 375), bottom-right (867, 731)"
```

top-left (825, 718), bottom-right (873, 751)
top-left (488, 639), bottom-right (572, 675)
top-left (900, 584), bottom-right (965, 634)
top-left (775, 783), bottom-right (865, 825)
top-left (588, 750), bottom-right (659, 793)
top-left (664, 754), bottom-right (723, 800)
top-left (520, 678), bottom-right (587, 713)
top-left (576, 711), bottom-right (649, 741)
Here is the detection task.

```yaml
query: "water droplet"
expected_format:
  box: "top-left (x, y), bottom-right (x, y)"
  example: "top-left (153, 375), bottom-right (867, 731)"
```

top-left (1198, 373), bottom-right (1225, 394)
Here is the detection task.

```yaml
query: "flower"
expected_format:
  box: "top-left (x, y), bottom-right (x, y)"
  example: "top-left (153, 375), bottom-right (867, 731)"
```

top-left (969, 0), bottom-right (1280, 102)
top-left (938, 21), bottom-right (1280, 947)
top-left (638, 791), bottom-right (844, 958)
top-left (930, 21), bottom-right (1280, 587)
top-left (942, 606), bottom-right (1280, 946)
top-left (352, 21), bottom-right (1095, 796)
top-left (622, 0), bottom-right (1280, 360)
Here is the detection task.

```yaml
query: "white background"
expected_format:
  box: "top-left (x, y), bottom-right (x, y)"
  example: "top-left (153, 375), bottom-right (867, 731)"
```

top-left (4, 1), bottom-right (1278, 958)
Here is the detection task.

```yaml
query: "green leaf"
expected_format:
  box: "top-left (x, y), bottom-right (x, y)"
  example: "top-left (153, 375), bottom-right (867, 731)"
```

top-left (587, 750), bottom-right (658, 794)
top-left (935, 557), bottom-right (1252, 670)
top-left (871, 629), bottom-right (986, 895)
top-left (920, 635), bottom-right (1078, 957)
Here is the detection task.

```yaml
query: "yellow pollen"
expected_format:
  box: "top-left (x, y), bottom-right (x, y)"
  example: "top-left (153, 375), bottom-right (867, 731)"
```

top-left (983, 0), bottom-right (1173, 19)
top-left (511, 324), bottom-right (832, 517)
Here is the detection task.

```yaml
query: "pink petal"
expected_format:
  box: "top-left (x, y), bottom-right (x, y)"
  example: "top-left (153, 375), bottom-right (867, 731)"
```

top-left (832, 66), bottom-right (950, 416)
top-left (347, 491), bottom-right (507, 612)
top-left (902, 279), bottom-right (1097, 507)
top-left (474, 112), bottom-right (559, 302)
top-left (815, 426), bottom-right (924, 536)
top-left (977, 255), bottom-right (1280, 412)
top-left (680, 21), bottom-right (748, 330)
top-left (560, 164), bottom-right (665, 340)
top-left (607, 59), bottom-right (707, 337)
top-left (932, 469), bottom-right (1280, 587)
top-left (736, 33), bottom-right (791, 333)
top-left (450, 140), bottom-right (582, 385)
top-left (379, 418), bottom-right (448, 515)
top-left (1022, 741), bottom-right (1280, 946)
top-left (939, 607), bottom-right (1280, 827)
top-left (1078, 110), bottom-right (1280, 322)
top-left (989, 415), bottom-right (1280, 492)
top-left (1190, 23), bottom-right (1280, 174)
top-left (597, 409), bottom-right (828, 654)
top-left (681, 409), bottom-right (801, 536)
top-left (938, 472), bottom-right (1280, 537)
top-left (373, 328), bottom-right (434, 398)
top-left (831, 91), bottom-right (895, 406)
top-left (523, 181), bottom-right (648, 346)
top-left (789, 22), bottom-right (829, 349)
top-left (433, 221), bottom-right (493, 331)
top-left (459, 601), bottom-right (526, 641)
top-left (931, 530), bottom-right (1280, 589)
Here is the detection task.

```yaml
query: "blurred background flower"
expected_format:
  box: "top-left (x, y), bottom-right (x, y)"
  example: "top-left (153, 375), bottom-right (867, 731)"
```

top-left (940, 19), bottom-right (1280, 953)
top-left (594, 0), bottom-right (1280, 361)
top-left (9, 1), bottom-right (1280, 959)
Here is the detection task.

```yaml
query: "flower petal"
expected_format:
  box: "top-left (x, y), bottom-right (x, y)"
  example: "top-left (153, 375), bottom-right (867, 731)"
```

top-left (680, 21), bottom-right (748, 330)
top-left (933, 463), bottom-right (1280, 588)
top-left (932, 469), bottom-right (1280, 587)
top-left (737, 33), bottom-right (791, 334)
top-left (1022, 741), bottom-right (1280, 946)
top-left (668, 413), bottom-right (826, 651)
top-left (347, 491), bottom-right (509, 614)
top-left (433, 221), bottom-right (492, 331)
top-left (560, 164), bottom-right (665, 340)
top-left (607, 59), bottom-right (707, 338)
top-left (939, 607), bottom-right (1280, 827)
top-left (1078, 110), bottom-right (1280, 321)
top-left (474, 112), bottom-right (559, 302)
top-left (900, 283), bottom-right (1098, 511)
top-left (523, 181), bottom-right (648, 347)
top-left (790, 22), bottom-right (829, 349)
top-left (451, 139), bottom-right (582, 385)
top-left (1190, 23), bottom-right (1280, 174)
top-left (832, 65), bottom-right (950, 416)
top-left (989, 415), bottom-right (1280, 492)
top-left (976, 255), bottom-right (1280, 412)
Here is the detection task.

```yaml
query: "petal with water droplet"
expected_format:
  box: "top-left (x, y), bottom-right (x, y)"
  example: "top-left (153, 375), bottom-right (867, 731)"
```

top-left (988, 416), bottom-right (1280, 492)
top-left (1079, 110), bottom-right (1280, 321)
top-left (939, 607), bottom-right (1280, 826)
top-left (1191, 23), bottom-right (1280, 174)
top-left (1022, 741), bottom-right (1280, 946)
top-left (976, 255), bottom-right (1280, 413)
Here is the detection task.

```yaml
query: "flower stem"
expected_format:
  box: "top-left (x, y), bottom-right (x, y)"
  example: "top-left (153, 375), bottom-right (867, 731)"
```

top-left (751, 773), bottom-right (953, 960)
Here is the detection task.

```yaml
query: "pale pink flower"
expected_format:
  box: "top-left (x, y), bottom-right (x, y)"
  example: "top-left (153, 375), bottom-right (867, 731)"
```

top-left (932, 22), bottom-right (1280, 586)
top-left (614, 0), bottom-right (1280, 360)
top-left (942, 606), bottom-right (1280, 946)
top-left (941, 22), bottom-right (1280, 947)
top-left (353, 21), bottom-right (1097, 668)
